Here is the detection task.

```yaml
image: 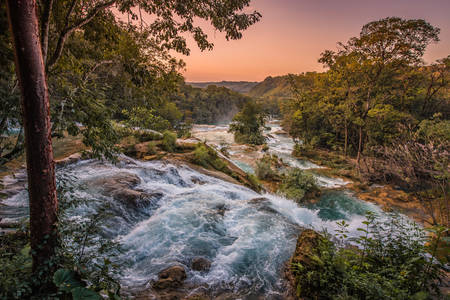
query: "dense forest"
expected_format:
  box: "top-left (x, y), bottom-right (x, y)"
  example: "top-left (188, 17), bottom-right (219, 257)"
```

top-left (187, 81), bottom-right (259, 93)
top-left (172, 83), bottom-right (253, 125)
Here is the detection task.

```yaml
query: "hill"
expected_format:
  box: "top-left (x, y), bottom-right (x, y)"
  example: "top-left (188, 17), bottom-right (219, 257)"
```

top-left (247, 75), bottom-right (294, 98)
top-left (187, 81), bottom-right (259, 93)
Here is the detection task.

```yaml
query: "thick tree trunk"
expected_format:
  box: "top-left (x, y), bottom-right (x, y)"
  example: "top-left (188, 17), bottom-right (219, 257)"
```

top-left (6, 0), bottom-right (58, 272)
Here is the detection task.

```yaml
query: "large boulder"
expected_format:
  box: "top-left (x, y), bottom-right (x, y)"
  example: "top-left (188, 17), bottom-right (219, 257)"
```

top-left (191, 257), bottom-right (211, 272)
top-left (87, 172), bottom-right (162, 207)
top-left (153, 265), bottom-right (187, 290)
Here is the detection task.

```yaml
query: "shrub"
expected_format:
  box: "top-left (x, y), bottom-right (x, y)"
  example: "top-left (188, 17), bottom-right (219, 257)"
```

top-left (147, 141), bottom-right (158, 155)
top-left (292, 213), bottom-right (447, 300)
top-left (245, 173), bottom-right (263, 192)
top-left (255, 155), bottom-right (278, 180)
top-left (161, 130), bottom-right (177, 152)
top-left (278, 168), bottom-right (319, 203)
top-left (192, 143), bottom-right (227, 172)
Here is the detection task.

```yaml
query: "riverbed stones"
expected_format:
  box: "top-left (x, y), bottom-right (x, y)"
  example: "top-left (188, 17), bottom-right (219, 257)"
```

top-left (88, 172), bottom-right (161, 207)
top-left (153, 265), bottom-right (187, 290)
top-left (191, 257), bottom-right (211, 272)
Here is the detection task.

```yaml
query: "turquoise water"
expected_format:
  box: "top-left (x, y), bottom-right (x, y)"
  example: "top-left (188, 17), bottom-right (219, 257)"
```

top-left (310, 191), bottom-right (378, 221)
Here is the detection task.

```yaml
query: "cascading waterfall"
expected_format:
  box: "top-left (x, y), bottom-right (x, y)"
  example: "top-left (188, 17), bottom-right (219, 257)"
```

top-left (0, 121), bottom-right (394, 299)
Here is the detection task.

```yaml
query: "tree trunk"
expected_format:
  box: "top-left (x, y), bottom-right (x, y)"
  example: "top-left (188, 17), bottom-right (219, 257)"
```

top-left (40, 0), bottom-right (54, 65)
top-left (344, 121), bottom-right (348, 157)
top-left (6, 0), bottom-right (58, 272)
top-left (356, 125), bottom-right (363, 165)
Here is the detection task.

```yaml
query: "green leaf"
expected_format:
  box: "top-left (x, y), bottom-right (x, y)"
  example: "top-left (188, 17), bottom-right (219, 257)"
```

top-left (53, 269), bottom-right (82, 292)
top-left (71, 287), bottom-right (102, 300)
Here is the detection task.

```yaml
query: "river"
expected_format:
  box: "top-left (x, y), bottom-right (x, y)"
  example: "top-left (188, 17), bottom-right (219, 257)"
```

top-left (1, 122), bottom-right (392, 299)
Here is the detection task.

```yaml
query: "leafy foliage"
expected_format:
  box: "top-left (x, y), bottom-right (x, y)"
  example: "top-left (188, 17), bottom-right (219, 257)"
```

top-left (255, 154), bottom-right (281, 181)
top-left (0, 177), bottom-right (124, 299)
top-left (292, 213), bottom-right (447, 299)
top-left (161, 130), bottom-right (178, 152)
top-left (192, 143), bottom-right (227, 171)
top-left (278, 168), bottom-right (320, 203)
top-left (229, 101), bottom-right (267, 145)
top-left (173, 83), bottom-right (253, 124)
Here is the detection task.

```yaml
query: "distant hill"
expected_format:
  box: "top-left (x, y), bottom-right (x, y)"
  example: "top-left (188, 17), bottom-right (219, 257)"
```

top-left (247, 75), bottom-right (293, 99)
top-left (187, 81), bottom-right (259, 94)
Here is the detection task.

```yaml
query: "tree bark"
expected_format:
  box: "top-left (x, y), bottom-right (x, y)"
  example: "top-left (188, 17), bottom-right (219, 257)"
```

top-left (356, 125), bottom-right (363, 164)
top-left (344, 120), bottom-right (348, 157)
top-left (6, 0), bottom-right (58, 272)
top-left (39, 0), bottom-right (53, 65)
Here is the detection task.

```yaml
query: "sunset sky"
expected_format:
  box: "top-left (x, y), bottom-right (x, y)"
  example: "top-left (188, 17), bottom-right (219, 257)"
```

top-left (178, 0), bottom-right (450, 82)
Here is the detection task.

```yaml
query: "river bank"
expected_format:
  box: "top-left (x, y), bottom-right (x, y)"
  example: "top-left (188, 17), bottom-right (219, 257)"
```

top-left (291, 146), bottom-right (434, 226)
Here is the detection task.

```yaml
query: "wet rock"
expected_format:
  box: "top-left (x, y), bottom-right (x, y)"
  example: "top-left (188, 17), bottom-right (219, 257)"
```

top-left (184, 294), bottom-right (210, 300)
top-left (214, 203), bottom-right (227, 216)
top-left (248, 197), bottom-right (278, 214)
top-left (87, 172), bottom-right (162, 208)
top-left (191, 176), bottom-right (207, 185)
top-left (153, 265), bottom-right (187, 290)
top-left (90, 172), bottom-right (141, 190)
top-left (248, 197), bottom-right (270, 204)
top-left (191, 257), bottom-right (211, 272)
top-left (285, 229), bottom-right (324, 299)
top-left (55, 153), bottom-right (82, 167)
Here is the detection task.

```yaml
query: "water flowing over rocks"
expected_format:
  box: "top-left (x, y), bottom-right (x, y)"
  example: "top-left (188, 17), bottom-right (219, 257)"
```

top-left (0, 121), bottom-right (408, 299)
top-left (153, 265), bottom-right (187, 290)
top-left (191, 257), bottom-right (212, 272)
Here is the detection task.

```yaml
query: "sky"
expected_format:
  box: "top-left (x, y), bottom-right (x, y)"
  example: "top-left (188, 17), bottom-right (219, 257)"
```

top-left (178, 0), bottom-right (450, 82)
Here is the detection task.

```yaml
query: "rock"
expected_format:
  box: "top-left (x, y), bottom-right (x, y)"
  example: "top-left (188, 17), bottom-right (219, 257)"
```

top-left (191, 257), bottom-right (211, 272)
top-left (191, 176), bottom-right (207, 185)
top-left (285, 229), bottom-right (324, 299)
top-left (87, 172), bottom-right (162, 208)
top-left (153, 265), bottom-right (187, 290)
top-left (290, 229), bottom-right (323, 267)
top-left (55, 153), bottom-right (82, 166)
top-left (90, 172), bottom-right (141, 190)
top-left (184, 294), bottom-right (210, 300)
top-left (144, 155), bottom-right (158, 161)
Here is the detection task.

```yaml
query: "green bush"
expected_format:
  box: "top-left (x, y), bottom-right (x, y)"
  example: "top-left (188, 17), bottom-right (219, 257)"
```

top-left (245, 173), bottom-right (263, 192)
top-left (161, 130), bottom-right (177, 152)
top-left (0, 231), bottom-right (33, 299)
top-left (292, 213), bottom-right (447, 300)
top-left (147, 141), bottom-right (158, 155)
top-left (192, 143), bottom-right (227, 171)
top-left (255, 155), bottom-right (279, 180)
top-left (278, 168), bottom-right (319, 203)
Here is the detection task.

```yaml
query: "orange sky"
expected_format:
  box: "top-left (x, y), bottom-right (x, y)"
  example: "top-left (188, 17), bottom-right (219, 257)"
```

top-left (177, 0), bottom-right (450, 82)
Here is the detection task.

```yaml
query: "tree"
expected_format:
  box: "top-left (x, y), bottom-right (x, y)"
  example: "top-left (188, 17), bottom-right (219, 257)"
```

top-left (6, 0), bottom-right (58, 275)
top-left (41, 0), bottom-right (261, 69)
top-left (1, 0), bottom-right (261, 162)
top-left (5, 0), bottom-right (261, 284)
top-left (229, 101), bottom-right (267, 145)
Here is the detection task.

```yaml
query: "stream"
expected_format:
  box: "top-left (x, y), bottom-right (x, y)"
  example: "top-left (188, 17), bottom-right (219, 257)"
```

top-left (1, 121), bottom-right (391, 299)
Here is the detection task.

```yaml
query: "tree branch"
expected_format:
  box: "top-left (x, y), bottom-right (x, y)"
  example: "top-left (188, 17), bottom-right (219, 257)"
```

top-left (46, 0), bottom-right (117, 69)
top-left (40, 0), bottom-right (54, 64)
